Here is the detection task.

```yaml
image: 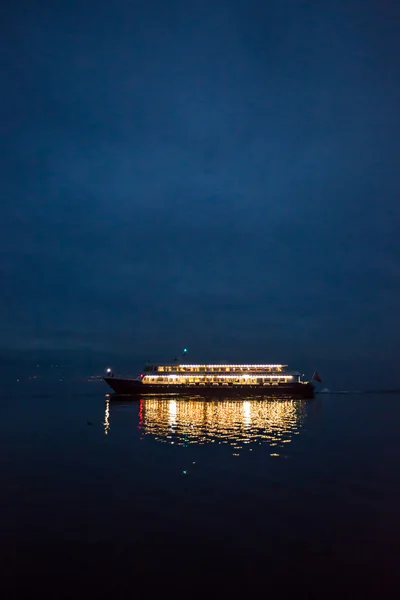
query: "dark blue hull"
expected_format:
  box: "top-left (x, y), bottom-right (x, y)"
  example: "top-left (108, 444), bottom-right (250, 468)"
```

top-left (104, 377), bottom-right (315, 398)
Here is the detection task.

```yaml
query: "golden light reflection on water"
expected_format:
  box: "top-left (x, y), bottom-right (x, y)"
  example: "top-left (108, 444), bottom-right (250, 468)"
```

top-left (105, 396), bottom-right (307, 455)
top-left (104, 398), bottom-right (110, 435)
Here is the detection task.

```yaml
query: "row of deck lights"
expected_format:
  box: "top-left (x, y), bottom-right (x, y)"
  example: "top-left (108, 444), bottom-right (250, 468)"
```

top-left (143, 374), bottom-right (293, 381)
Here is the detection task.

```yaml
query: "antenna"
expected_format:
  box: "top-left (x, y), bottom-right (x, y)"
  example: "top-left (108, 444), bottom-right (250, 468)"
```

top-left (173, 348), bottom-right (188, 364)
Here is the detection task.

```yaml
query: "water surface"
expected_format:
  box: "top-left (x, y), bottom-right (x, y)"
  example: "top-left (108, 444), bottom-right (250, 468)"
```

top-left (1, 381), bottom-right (399, 596)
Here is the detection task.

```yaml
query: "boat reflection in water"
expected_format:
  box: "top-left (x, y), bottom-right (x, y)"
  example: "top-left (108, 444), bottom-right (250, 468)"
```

top-left (104, 395), bottom-right (308, 454)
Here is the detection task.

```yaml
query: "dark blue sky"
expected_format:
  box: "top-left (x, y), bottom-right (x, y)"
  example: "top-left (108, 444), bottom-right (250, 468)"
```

top-left (2, 0), bottom-right (400, 365)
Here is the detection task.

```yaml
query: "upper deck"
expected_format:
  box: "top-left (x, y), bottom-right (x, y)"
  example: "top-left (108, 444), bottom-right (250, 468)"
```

top-left (143, 363), bottom-right (288, 374)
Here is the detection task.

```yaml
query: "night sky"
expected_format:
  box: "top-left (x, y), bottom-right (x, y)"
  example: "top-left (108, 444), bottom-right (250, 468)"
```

top-left (2, 1), bottom-right (400, 370)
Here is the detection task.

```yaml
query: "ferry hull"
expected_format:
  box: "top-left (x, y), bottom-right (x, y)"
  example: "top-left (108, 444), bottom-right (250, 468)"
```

top-left (104, 377), bottom-right (315, 399)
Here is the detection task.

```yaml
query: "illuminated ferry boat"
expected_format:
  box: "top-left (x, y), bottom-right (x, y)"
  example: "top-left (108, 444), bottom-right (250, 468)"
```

top-left (104, 363), bottom-right (316, 398)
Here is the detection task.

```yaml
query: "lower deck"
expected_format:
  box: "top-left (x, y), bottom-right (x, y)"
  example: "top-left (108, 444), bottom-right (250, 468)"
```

top-left (104, 377), bottom-right (315, 398)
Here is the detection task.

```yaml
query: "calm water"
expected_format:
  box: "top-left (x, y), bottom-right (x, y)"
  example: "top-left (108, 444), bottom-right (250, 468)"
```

top-left (1, 379), bottom-right (400, 596)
